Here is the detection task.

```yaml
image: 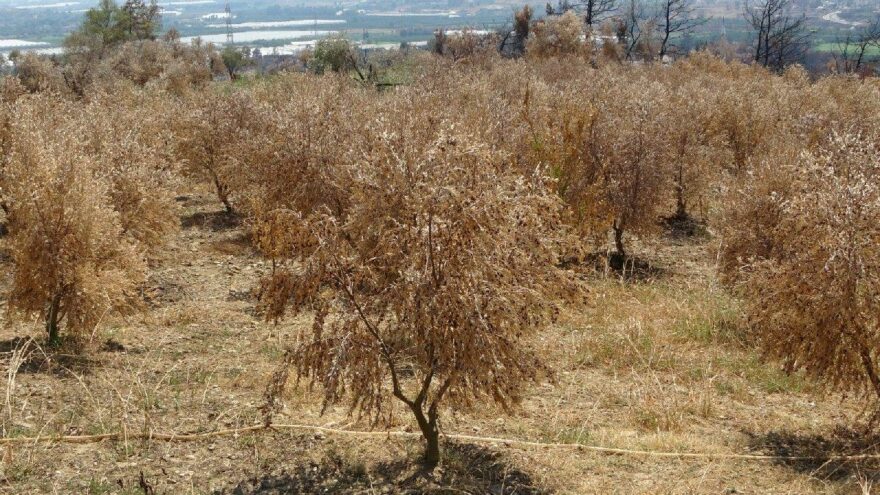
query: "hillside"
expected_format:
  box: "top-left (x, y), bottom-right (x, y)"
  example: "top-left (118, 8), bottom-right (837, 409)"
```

top-left (0, 189), bottom-right (873, 494)
top-left (0, 11), bottom-right (879, 493)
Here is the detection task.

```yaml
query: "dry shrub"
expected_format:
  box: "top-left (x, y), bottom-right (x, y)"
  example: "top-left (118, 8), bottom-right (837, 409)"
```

top-left (536, 96), bottom-right (614, 246)
top-left (6, 40), bottom-right (880, 408)
top-left (0, 76), bottom-right (26, 105)
top-left (590, 21), bottom-right (624, 64)
top-left (1, 88), bottom-right (178, 346)
top-left (0, 96), bottom-right (15, 214)
top-left (97, 39), bottom-right (215, 94)
top-left (535, 69), bottom-right (669, 256)
top-left (527, 11), bottom-right (585, 59)
top-left (243, 74), bottom-right (369, 222)
top-left (442, 30), bottom-right (482, 61)
top-left (716, 144), bottom-right (798, 283)
top-left (703, 70), bottom-right (784, 175)
top-left (15, 39), bottom-right (215, 98)
top-left (655, 74), bottom-right (723, 221)
top-left (13, 53), bottom-right (69, 96)
top-left (720, 132), bottom-right (880, 402)
top-left (3, 97), bottom-right (147, 345)
top-left (81, 89), bottom-right (180, 251)
top-left (171, 88), bottom-right (260, 214)
top-left (595, 81), bottom-right (669, 256)
top-left (184, 75), bottom-right (368, 224)
top-left (230, 51), bottom-right (880, 269)
top-left (432, 29), bottom-right (500, 66)
top-left (258, 125), bottom-right (582, 467)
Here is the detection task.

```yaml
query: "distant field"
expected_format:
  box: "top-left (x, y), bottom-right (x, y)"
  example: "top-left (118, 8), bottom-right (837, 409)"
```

top-left (813, 41), bottom-right (880, 56)
top-left (0, 1), bottom-right (514, 56)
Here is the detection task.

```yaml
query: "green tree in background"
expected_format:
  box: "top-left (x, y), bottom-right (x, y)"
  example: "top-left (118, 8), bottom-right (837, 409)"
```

top-left (310, 36), bottom-right (357, 74)
top-left (61, 0), bottom-right (161, 94)
top-left (66, 0), bottom-right (160, 51)
top-left (120, 0), bottom-right (161, 41)
top-left (220, 45), bottom-right (254, 81)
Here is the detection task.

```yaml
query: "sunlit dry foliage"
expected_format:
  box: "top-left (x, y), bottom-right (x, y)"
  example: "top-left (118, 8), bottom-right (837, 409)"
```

top-left (3, 97), bottom-right (147, 346)
top-left (81, 89), bottom-right (180, 251)
top-left (258, 126), bottom-right (582, 467)
top-left (0, 95), bottom-right (14, 216)
top-left (13, 53), bottom-right (69, 96)
top-left (720, 132), bottom-right (880, 402)
top-left (172, 89), bottom-right (260, 214)
top-left (430, 29), bottom-right (499, 65)
top-left (15, 38), bottom-right (216, 98)
top-left (0, 76), bottom-right (26, 105)
top-left (595, 80), bottom-right (668, 256)
top-left (244, 75), bottom-right (367, 224)
top-left (527, 11), bottom-right (585, 59)
top-left (597, 21), bottom-right (625, 63)
top-left (82, 39), bottom-right (216, 96)
top-left (4, 34), bottom-right (880, 425)
top-left (704, 75), bottom-right (782, 175)
top-left (716, 144), bottom-right (799, 284)
top-left (100, 39), bottom-right (216, 94)
top-left (534, 68), bottom-right (668, 256)
top-left (655, 71), bottom-right (721, 221)
top-left (441, 30), bottom-right (483, 62)
top-left (1, 84), bottom-right (177, 347)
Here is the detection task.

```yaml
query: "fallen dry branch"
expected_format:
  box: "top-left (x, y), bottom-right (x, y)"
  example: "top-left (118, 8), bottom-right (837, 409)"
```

top-left (1, 422), bottom-right (879, 462)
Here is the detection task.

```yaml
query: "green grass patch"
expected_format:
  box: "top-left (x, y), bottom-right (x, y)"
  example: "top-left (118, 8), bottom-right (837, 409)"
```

top-left (87, 478), bottom-right (144, 495)
top-left (670, 290), bottom-right (742, 345)
top-left (717, 353), bottom-right (810, 395)
top-left (539, 426), bottom-right (594, 446)
top-left (813, 42), bottom-right (880, 56)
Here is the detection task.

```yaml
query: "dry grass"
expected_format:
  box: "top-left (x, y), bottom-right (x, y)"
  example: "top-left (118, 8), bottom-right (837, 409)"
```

top-left (0, 193), bottom-right (873, 494)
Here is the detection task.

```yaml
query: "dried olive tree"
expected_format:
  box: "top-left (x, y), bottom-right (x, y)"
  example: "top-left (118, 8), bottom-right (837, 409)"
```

top-left (542, 74), bottom-right (668, 257)
top-left (259, 129), bottom-right (580, 467)
top-left (600, 84), bottom-right (667, 257)
top-left (4, 107), bottom-right (145, 345)
top-left (172, 90), bottom-right (258, 214)
top-left (721, 132), bottom-right (880, 402)
top-left (527, 11), bottom-right (585, 58)
top-left (80, 90), bottom-right (180, 252)
top-left (658, 77), bottom-right (718, 221)
top-left (1, 91), bottom-right (178, 346)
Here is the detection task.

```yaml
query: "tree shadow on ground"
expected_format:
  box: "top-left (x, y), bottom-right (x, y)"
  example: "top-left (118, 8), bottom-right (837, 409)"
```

top-left (181, 210), bottom-right (241, 231)
top-left (747, 427), bottom-right (880, 482)
top-left (210, 232), bottom-right (254, 256)
top-left (0, 336), bottom-right (108, 375)
top-left (561, 252), bottom-right (665, 283)
top-left (661, 213), bottom-right (709, 241)
top-left (588, 252), bottom-right (665, 282)
top-left (216, 442), bottom-right (547, 494)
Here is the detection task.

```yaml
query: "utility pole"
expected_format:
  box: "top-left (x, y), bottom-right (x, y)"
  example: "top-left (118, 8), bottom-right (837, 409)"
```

top-left (225, 0), bottom-right (233, 44)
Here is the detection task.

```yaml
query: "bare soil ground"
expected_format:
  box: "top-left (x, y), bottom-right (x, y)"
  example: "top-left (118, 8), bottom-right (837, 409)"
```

top-left (0, 192), bottom-right (876, 494)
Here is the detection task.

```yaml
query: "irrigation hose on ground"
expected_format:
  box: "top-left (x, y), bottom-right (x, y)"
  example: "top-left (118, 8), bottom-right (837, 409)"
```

top-left (0, 423), bottom-right (877, 462)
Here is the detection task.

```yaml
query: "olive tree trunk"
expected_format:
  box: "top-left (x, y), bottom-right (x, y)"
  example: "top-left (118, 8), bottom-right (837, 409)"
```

top-left (394, 387), bottom-right (442, 468)
top-left (46, 293), bottom-right (62, 346)
top-left (860, 346), bottom-right (880, 401)
top-left (612, 222), bottom-right (626, 258)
